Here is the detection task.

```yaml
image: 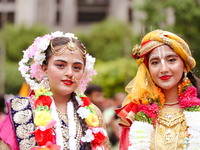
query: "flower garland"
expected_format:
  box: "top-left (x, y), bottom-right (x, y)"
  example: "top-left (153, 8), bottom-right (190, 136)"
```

top-left (128, 79), bottom-right (200, 150)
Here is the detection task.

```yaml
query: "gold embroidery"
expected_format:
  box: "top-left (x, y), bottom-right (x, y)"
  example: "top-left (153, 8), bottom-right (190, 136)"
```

top-left (93, 104), bottom-right (111, 150)
top-left (0, 140), bottom-right (11, 150)
top-left (16, 123), bottom-right (35, 139)
top-left (11, 98), bottom-right (29, 111)
top-left (155, 108), bottom-right (187, 149)
top-left (19, 137), bottom-right (36, 150)
top-left (13, 110), bottom-right (32, 124)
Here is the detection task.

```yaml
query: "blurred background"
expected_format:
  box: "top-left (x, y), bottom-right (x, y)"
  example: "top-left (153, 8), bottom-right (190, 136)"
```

top-left (1, 0), bottom-right (200, 148)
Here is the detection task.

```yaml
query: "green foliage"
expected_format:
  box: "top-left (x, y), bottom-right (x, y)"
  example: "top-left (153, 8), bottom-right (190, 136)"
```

top-left (5, 61), bottom-right (25, 95)
top-left (3, 23), bottom-right (49, 62)
top-left (1, 24), bottom-right (49, 94)
top-left (90, 58), bottom-right (138, 97)
top-left (75, 19), bottom-right (140, 61)
top-left (136, 111), bottom-right (153, 125)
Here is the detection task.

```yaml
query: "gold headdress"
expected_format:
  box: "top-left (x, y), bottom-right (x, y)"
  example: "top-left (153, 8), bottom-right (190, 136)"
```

top-left (51, 37), bottom-right (86, 57)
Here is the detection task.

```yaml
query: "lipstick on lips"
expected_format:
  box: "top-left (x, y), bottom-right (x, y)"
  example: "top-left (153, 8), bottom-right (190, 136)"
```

top-left (62, 79), bottom-right (73, 86)
top-left (160, 75), bottom-right (172, 80)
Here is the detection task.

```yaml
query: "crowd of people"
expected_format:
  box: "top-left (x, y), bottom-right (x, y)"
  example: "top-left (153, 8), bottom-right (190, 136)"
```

top-left (1, 29), bottom-right (200, 150)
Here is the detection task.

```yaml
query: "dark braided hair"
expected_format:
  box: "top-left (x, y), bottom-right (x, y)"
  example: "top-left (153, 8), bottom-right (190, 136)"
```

top-left (71, 93), bottom-right (92, 150)
top-left (187, 71), bottom-right (200, 98)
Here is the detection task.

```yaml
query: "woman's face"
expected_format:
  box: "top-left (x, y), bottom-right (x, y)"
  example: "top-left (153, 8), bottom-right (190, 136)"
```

top-left (148, 45), bottom-right (185, 90)
top-left (43, 48), bottom-right (84, 96)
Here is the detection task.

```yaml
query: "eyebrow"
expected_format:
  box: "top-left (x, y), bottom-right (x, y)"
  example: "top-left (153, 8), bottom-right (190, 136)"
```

top-left (54, 59), bottom-right (84, 65)
top-left (149, 53), bottom-right (178, 61)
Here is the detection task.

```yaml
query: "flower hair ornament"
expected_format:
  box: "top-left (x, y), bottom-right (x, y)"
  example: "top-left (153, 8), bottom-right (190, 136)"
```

top-left (18, 31), bottom-right (107, 150)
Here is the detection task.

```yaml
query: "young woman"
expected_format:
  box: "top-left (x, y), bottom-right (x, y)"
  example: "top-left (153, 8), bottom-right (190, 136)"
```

top-left (0, 31), bottom-right (110, 150)
top-left (116, 30), bottom-right (200, 150)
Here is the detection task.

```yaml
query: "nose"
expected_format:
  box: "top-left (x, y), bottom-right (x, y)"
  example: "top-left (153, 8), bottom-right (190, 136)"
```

top-left (160, 60), bottom-right (169, 74)
top-left (65, 67), bottom-right (73, 77)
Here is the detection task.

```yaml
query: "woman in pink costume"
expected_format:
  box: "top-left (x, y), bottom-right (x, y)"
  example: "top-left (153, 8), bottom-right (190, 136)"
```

top-left (0, 31), bottom-right (110, 150)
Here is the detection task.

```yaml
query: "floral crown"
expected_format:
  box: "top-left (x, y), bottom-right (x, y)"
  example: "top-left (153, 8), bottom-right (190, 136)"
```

top-left (18, 31), bottom-right (97, 92)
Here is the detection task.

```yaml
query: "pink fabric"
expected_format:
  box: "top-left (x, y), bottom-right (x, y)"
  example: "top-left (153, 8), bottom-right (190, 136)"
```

top-left (119, 127), bottom-right (130, 150)
top-left (0, 115), bottom-right (19, 150)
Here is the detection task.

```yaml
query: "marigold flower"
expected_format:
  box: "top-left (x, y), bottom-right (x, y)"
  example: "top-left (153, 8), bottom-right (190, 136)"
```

top-left (34, 110), bottom-right (52, 126)
top-left (85, 113), bottom-right (99, 127)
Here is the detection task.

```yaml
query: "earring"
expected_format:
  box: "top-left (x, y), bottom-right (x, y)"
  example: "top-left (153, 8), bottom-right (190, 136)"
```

top-left (183, 71), bottom-right (188, 82)
top-left (41, 75), bottom-right (50, 90)
top-left (72, 76), bottom-right (75, 82)
top-left (74, 86), bottom-right (83, 96)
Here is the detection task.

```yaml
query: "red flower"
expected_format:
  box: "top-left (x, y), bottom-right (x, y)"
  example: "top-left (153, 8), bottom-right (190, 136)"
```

top-left (35, 95), bottom-right (52, 109)
top-left (138, 103), bottom-right (159, 125)
top-left (34, 127), bottom-right (54, 146)
top-left (81, 97), bottom-right (91, 106)
top-left (179, 86), bottom-right (200, 109)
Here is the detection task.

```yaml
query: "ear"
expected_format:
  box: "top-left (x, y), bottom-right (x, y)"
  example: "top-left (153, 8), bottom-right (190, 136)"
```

top-left (41, 64), bottom-right (48, 75)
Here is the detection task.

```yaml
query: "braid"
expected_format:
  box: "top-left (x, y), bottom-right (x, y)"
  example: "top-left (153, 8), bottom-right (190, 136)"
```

top-left (71, 93), bottom-right (92, 150)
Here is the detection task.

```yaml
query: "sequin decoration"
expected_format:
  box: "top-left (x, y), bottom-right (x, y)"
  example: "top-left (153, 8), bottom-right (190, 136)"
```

top-left (13, 110), bottom-right (32, 124)
top-left (16, 123), bottom-right (35, 139)
top-left (11, 98), bottom-right (29, 111)
top-left (19, 137), bottom-right (36, 150)
top-left (9, 97), bottom-right (36, 149)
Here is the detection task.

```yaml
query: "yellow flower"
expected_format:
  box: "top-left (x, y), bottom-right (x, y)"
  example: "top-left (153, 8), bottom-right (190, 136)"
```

top-left (85, 113), bottom-right (99, 127)
top-left (34, 110), bottom-right (52, 126)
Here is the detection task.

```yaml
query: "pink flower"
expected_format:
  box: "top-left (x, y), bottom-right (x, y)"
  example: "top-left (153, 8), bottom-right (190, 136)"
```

top-left (138, 103), bottom-right (159, 125)
top-left (179, 86), bottom-right (200, 109)
top-left (30, 63), bottom-right (44, 80)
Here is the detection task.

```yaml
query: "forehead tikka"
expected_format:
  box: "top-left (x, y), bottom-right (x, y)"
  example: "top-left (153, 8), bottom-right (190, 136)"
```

top-left (51, 37), bottom-right (87, 58)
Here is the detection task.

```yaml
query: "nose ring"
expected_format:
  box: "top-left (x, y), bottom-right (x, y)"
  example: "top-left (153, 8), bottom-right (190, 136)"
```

top-left (162, 73), bottom-right (167, 76)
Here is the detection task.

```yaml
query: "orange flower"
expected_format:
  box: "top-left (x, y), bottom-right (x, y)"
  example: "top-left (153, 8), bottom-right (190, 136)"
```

top-left (157, 87), bottom-right (165, 109)
top-left (178, 79), bottom-right (191, 96)
top-left (142, 99), bottom-right (149, 105)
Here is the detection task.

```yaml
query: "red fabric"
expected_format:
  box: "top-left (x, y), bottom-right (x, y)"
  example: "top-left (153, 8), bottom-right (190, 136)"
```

top-left (0, 115), bottom-right (19, 150)
top-left (119, 127), bottom-right (130, 150)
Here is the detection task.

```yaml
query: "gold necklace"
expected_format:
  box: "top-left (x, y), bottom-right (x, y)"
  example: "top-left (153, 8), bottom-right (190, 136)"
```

top-left (164, 101), bottom-right (179, 106)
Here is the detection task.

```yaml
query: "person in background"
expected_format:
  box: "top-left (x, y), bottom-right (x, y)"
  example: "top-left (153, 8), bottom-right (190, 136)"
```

top-left (85, 84), bottom-right (105, 112)
top-left (0, 94), bottom-right (6, 122)
top-left (104, 92), bottom-right (126, 149)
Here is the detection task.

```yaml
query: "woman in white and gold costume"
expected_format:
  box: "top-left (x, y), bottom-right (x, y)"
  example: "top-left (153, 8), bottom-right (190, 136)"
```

top-left (0, 31), bottom-right (110, 150)
top-left (116, 30), bottom-right (200, 150)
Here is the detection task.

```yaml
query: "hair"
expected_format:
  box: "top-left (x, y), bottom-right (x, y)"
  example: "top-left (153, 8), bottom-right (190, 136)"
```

top-left (187, 72), bottom-right (200, 98)
top-left (71, 93), bottom-right (92, 150)
top-left (0, 94), bottom-right (6, 114)
top-left (43, 37), bottom-right (86, 66)
top-left (85, 84), bottom-right (103, 96)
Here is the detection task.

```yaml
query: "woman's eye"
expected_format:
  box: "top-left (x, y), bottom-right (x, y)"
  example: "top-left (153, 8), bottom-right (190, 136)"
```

top-left (74, 66), bottom-right (81, 70)
top-left (151, 61), bottom-right (159, 65)
top-left (56, 64), bottom-right (65, 68)
top-left (168, 58), bottom-right (176, 62)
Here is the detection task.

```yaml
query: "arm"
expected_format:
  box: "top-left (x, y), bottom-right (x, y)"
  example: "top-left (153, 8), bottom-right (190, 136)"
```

top-left (93, 104), bottom-right (111, 150)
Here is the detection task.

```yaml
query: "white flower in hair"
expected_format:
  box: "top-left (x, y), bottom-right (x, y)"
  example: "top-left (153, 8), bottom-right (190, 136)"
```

top-left (77, 107), bottom-right (90, 119)
top-left (81, 129), bottom-right (94, 142)
top-left (51, 31), bottom-right (64, 38)
top-left (85, 55), bottom-right (96, 73)
top-left (64, 33), bottom-right (78, 39)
